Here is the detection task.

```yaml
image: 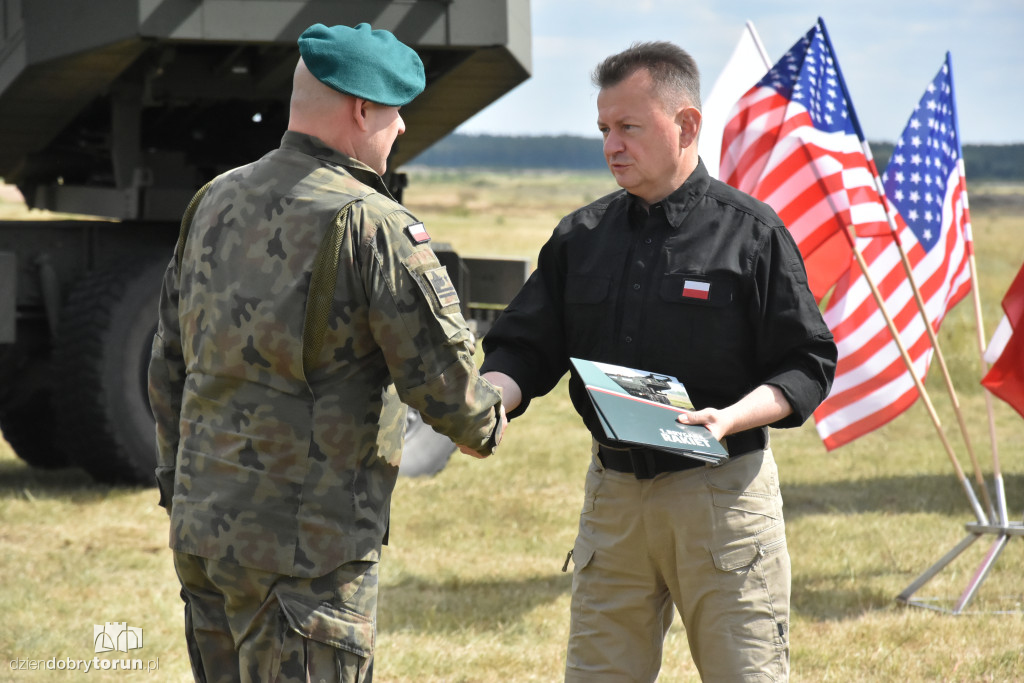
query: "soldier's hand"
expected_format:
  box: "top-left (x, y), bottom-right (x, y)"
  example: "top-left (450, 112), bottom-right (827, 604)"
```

top-left (457, 404), bottom-right (507, 459)
top-left (458, 444), bottom-right (489, 459)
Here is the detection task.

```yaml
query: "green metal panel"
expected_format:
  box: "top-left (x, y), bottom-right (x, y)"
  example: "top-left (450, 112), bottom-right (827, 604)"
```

top-left (0, 0), bottom-right (531, 219)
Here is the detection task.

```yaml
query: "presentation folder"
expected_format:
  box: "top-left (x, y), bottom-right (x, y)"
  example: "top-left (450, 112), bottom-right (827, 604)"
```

top-left (570, 358), bottom-right (728, 465)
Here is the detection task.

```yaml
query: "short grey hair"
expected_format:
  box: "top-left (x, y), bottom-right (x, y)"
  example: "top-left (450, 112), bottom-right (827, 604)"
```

top-left (592, 41), bottom-right (701, 112)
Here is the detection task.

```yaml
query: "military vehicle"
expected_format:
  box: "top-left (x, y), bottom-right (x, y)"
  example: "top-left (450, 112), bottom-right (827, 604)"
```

top-left (0, 0), bottom-right (531, 483)
top-left (608, 373), bottom-right (677, 406)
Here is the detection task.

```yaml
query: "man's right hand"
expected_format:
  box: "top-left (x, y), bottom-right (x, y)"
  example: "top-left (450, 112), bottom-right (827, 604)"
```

top-left (458, 403), bottom-right (507, 459)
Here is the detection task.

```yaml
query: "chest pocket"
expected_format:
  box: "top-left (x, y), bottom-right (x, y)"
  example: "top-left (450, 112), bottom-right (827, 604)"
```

top-left (655, 273), bottom-right (743, 382)
top-left (564, 274), bottom-right (611, 349)
top-left (659, 273), bottom-right (735, 308)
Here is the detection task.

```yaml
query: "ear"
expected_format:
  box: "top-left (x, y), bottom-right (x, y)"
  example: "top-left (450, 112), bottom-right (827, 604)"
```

top-left (677, 106), bottom-right (701, 149)
top-left (349, 96), bottom-right (371, 133)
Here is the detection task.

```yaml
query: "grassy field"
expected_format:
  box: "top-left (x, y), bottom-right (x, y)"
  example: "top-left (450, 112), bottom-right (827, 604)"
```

top-left (2, 171), bottom-right (1023, 682)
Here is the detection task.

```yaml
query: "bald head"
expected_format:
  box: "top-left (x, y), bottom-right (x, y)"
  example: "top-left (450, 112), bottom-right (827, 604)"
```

top-left (289, 59), bottom-right (347, 136)
top-left (287, 58), bottom-right (407, 175)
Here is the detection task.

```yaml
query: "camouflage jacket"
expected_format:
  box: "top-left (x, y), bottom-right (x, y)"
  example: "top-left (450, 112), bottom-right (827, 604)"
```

top-left (148, 131), bottom-right (501, 577)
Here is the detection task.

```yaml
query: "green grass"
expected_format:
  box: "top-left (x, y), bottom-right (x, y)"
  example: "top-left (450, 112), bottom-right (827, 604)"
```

top-left (2, 173), bottom-right (1023, 682)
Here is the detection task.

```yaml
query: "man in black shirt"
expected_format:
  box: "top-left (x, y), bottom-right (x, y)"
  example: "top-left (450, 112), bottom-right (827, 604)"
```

top-left (480, 41), bottom-right (836, 681)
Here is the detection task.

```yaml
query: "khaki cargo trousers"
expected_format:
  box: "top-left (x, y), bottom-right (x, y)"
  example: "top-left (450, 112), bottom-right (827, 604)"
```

top-left (565, 441), bottom-right (790, 682)
top-left (174, 552), bottom-right (378, 683)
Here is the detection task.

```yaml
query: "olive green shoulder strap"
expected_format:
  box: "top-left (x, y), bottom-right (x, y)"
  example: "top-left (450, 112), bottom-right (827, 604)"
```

top-left (303, 201), bottom-right (355, 376)
top-left (174, 181), bottom-right (215, 284)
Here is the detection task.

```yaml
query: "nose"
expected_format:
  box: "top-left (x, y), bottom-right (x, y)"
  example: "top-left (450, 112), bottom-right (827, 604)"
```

top-left (603, 130), bottom-right (623, 156)
top-left (396, 112), bottom-right (406, 136)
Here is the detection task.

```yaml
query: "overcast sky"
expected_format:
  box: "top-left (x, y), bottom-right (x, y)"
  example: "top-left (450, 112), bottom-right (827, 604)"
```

top-left (456, 0), bottom-right (1024, 145)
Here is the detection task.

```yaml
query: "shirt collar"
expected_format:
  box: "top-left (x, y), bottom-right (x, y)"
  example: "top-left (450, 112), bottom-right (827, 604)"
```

top-left (624, 158), bottom-right (711, 230)
top-left (279, 130), bottom-right (394, 199)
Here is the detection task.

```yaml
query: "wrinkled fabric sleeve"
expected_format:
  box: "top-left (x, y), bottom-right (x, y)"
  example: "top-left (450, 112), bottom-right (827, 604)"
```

top-left (752, 226), bottom-right (837, 427)
top-left (481, 226), bottom-right (571, 418)
top-left (147, 254), bottom-right (186, 511)
top-left (357, 204), bottom-right (502, 454)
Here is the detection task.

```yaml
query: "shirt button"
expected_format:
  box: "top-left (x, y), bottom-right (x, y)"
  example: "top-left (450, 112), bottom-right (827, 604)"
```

top-left (644, 238), bottom-right (653, 244)
top-left (632, 283), bottom-right (640, 290)
top-left (625, 336), bottom-right (633, 343)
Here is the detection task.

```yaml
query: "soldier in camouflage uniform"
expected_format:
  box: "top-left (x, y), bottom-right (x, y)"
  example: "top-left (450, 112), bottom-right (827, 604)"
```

top-left (147, 23), bottom-right (505, 683)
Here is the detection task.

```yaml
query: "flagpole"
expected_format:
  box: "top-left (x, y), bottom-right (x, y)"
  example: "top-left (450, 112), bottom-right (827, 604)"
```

top-left (947, 50), bottom-right (1010, 526)
top-left (840, 226), bottom-right (988, 525)
top-left (870, 166), bottom-right (996, 521)
top-left (818, 19), bottom-right (988, 524)
top-left (968, 244), bottom-right (1008, 525)
top-left (744, 20), bottom-right (771, 67)
top-left (850, 68), bottom-right (995, 519)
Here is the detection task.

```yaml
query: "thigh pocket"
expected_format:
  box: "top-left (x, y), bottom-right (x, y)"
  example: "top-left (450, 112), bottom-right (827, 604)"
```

top-left (704, 454), bottom-right (782, 538)
top-left (708, 485), bottom-right (782, 538)
top-left (711, 527), bottom-right (787, 572)
top-left (275, 589), bottom-right (375, 658)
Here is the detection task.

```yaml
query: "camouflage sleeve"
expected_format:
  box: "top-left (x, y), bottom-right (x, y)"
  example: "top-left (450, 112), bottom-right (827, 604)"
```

top-left (356, 203), bottom-right (502, 454)
top-left (147, 254), bottom-right (186, 510)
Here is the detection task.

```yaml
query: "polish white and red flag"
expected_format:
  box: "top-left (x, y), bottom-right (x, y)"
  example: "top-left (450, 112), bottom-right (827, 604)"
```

top-left (719, 18), bottom-right (890, 302)
top-left (701, 21), bottom-right (771, 180)
top-left (814, 54), bottom-right (973, 449)
top-left (981, 261), bottom-right (1024, 420)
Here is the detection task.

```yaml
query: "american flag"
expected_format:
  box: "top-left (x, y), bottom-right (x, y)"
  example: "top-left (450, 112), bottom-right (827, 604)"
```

top-left (719, 19), bottom-right (890, 301)
top-left (814, 54), bottom-right (973, 449)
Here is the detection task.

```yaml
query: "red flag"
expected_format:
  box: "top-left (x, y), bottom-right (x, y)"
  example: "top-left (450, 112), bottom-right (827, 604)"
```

top-left (981, 261), bottom-right (1024, 419)
top-left (814, 55), bottom-right (973, 449)
top-left (719, 19), bottom-right (889, 301)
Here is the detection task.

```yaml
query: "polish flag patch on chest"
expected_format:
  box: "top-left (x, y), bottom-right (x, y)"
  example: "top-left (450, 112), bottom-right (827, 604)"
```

top-left (681, 279), bottom-right (711, 300)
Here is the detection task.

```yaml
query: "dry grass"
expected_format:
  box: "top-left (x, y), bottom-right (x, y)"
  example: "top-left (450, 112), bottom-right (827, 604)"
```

top-left (2, 173), bottom-right (1024, 682)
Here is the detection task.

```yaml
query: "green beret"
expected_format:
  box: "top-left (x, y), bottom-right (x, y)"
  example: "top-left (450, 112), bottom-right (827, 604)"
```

top-left (298, 23), bottom-right (425, 107)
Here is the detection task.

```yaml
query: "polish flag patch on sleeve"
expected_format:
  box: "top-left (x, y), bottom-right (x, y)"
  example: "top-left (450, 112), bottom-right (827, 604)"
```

top-left (681, 280), bottom-right (711, 300)
top-left (406, 222), bottom-right (430, 244)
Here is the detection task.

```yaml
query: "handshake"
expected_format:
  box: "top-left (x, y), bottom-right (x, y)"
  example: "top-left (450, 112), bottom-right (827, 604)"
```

top-left (457, 402), bottom-right (508, 459)
top-left (457, 370), bottom-right (519, 459)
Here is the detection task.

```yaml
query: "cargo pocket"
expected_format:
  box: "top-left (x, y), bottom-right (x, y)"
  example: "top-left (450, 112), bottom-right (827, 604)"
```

top-left (710, 532), bottom-right (790, 653)
top-left (568, 538), bottom-right (597, 624)
top-left (275, 590), bottom-right (375, 659)
top-left (712, 517), bottom-right (788, 572)
top-left (712, 534), bottom-right (761, 572)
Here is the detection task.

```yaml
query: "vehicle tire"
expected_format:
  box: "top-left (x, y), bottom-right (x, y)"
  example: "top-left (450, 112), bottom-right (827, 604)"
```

top-left (52, 259), bottom-right (166, 485)
top-left (48, 258), bottom-right (455, 484)
top-left (398, 409), bottom-right (455, 477)
top-left (0, 330), bottom-right (70, 469)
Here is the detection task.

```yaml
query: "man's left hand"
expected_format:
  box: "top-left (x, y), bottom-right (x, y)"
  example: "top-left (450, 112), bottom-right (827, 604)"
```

top-left (675, 408), bottom-right (729, 441)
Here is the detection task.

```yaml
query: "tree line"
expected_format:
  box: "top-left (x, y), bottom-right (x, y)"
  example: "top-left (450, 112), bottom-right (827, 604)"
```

top-left (410, 134), bottom-right (1024, 181)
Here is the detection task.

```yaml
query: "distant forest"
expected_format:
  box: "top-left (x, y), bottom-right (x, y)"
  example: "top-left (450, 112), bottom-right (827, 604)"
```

top-left (410, 134), bottom-right (1024, 181)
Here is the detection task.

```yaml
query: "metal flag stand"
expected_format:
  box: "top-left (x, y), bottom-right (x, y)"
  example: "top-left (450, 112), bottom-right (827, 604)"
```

top-left (896, 515), bottom-right (1024, 615)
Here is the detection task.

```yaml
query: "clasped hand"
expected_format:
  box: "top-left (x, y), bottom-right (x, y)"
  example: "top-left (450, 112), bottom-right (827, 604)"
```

top-left (457, 404), bottom-right (508, 459)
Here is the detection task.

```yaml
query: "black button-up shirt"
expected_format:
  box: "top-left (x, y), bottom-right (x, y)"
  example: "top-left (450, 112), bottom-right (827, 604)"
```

top-left (481, 161), bottom-right (836, 440)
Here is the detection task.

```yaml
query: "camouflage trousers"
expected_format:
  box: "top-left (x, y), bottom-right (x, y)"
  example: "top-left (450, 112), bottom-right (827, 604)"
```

top-left (173, 552), bottom-right (378, 683)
